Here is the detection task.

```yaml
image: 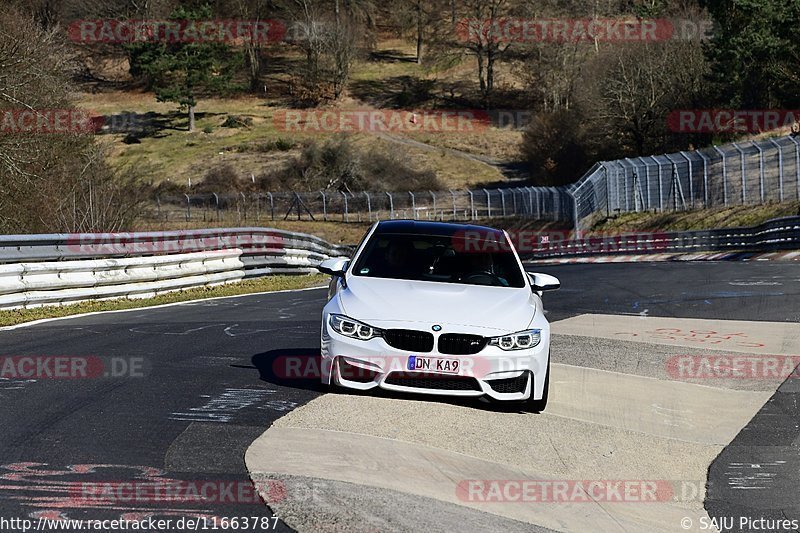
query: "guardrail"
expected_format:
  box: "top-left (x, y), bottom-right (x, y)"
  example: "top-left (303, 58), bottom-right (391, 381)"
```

top-left (521, 216), bottom-right (800, 259)
top-left (0, 228), bottom-right (352, 310)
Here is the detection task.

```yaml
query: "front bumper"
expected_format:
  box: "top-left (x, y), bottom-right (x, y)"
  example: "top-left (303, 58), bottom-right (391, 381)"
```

top-left (321, 322), bottom-right (550, 402)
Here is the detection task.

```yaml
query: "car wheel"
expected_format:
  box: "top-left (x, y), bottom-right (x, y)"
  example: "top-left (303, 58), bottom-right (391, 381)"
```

top-left (527, 364), bottom-right (549, 413)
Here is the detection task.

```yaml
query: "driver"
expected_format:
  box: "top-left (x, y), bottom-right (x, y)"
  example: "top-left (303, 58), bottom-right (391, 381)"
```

top-left (465, 253), bottom-right (509, 286)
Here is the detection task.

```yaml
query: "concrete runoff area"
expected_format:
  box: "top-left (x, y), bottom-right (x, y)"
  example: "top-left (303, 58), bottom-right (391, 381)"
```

top-left (246, 314), bottom-right (794, 532)
top-left (551, 314), bottom-right (800, 356)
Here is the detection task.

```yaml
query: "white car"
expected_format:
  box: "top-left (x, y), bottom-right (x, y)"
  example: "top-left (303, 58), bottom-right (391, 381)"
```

top-left (317, 220), bottom-right (560, 411)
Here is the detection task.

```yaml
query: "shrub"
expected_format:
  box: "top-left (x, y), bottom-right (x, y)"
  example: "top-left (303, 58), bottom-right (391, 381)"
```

top-left (221, 115), bottom-right (253, 128)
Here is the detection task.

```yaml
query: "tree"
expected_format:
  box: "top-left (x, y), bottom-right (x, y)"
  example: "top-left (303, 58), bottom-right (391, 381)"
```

top-left (232, 0), bottom-right (271, 92)
top-left (0, 5), bottom-right (148, 232)
top-left (390, 0), bottom-right (443, 64)
top-left (460, 0), bottom-right (515, 106)
top-left (133, 5), bottom-right (240, 131)
top-left (278, 0), bottom-right (362, 104)
top-left (701, 0), bottom-right (800, 108)
top-left (598, 40), bottom-right (708, 156)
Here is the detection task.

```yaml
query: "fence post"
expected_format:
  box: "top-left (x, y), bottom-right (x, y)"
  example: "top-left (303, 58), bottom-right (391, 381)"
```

top-left (483, 188), bottom-right (491, 217)
top-left (601, 165), bottom-right (611, 215)
top-left (622, 163), bottom-right (630, 211)
top-left (511, 188), bottom-right (517, 215)
top-left (550, 187), bottom-right (559, 220)
top-left (240, 192), bottom-right (247, 222)
top-left (732, 142), bottom-right (747, 204)
top-left (679, 151), bottom-right (694, 207)
top-left (527, 188), bottom-right (534, 217)
top-left (409, 192), bottom-right (416, 220)
top-left (364, 192), bottom-right (372, 221)
top-left (500, 189), bottom-right (507, 216)
top-left (622, 159), bottom-right (642, 212)
top-left (649, 156), bottom-right (663, 211)
top-left (712, 146), bottom-right (728, 205)
top-left (386, 192), bottom-right (394, 219)
top-left (212, 192), bottom-right (220, 221)
top-left (753, 141), bottom-right (765, 203)
top-left (267, 192), bottom-right (274, 221)
top-left (320, 191), bottom-right (327, 221)
top-left (184, 193), bottom-right (191, 221)
top-left (636, 158), bottom-right (651, 209)
top-left (429, 191), bottom-right (436, 220)
top-left (695, 150), bottom-right (710, 207)
top-left (442, 189), bottom-right (456, 220)
top-left (570, 185), bottom-right (582, 239)
top-left (768, 139), bottom-right (784, 201)
top-left (789, 136), bottom-right (800, 200)
top-left (467, 190), bottom-right (475, 220)
top-left (341, 191), bottom-right (349, 222)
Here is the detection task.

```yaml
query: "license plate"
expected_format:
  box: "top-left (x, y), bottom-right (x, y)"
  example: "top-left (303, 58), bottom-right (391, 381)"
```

top-left (407, 355), bottom-right (460, 374)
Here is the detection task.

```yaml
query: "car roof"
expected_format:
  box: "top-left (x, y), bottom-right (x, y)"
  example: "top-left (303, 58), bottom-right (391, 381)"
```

top-left (374, 220), bottom-right (504, 238)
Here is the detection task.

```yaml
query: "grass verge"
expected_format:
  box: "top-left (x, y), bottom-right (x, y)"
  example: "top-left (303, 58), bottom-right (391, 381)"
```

top-left (0, 274), bottom-right (328, 328)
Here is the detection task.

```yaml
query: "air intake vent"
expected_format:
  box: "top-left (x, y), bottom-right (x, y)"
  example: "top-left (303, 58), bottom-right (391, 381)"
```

top-left (487, 373), bottom-right (529, 394)
top-left (384, 372), bottom-right (481, 391)
top-left (383, 329), bottom-right (434, 352)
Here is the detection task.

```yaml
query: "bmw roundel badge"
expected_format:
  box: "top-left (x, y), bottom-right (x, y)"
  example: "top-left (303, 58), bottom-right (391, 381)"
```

top-left (432, 324), bottom-right (442, 332)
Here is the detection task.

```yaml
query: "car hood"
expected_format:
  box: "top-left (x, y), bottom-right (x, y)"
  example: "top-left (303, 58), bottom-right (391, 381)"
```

top-left (338, 275), bottom-right (535, 333)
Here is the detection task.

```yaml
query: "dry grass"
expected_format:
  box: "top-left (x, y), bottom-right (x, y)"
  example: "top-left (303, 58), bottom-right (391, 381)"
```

top-left (589, 201), bottom-right (800, 232)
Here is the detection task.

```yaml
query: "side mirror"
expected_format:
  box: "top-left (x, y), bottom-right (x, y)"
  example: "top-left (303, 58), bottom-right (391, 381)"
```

top-left (317, 257), bottom-right (349, 277)
top-left (527, 272), bottom-right (560, 291)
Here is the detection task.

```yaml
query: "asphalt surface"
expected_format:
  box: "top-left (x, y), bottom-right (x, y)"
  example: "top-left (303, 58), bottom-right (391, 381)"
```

top-left (0, 262), bottom-right (798, 532)
top-left (526, 261), bottom-right (800, 322)
top-left (0, 290), bottom-right (327, 531)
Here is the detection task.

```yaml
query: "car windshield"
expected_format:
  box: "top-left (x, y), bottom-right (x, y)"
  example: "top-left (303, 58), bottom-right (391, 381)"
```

top-left (352, 232), bottom-right (525, 288)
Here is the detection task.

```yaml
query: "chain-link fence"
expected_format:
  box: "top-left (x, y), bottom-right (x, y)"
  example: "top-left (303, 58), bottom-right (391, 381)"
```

top-left (152, 187), bottom-right (574, 225)
top-left (571, 135), bottom-right (800, 233)
top-left (148, 135), bottom-right (800, 233)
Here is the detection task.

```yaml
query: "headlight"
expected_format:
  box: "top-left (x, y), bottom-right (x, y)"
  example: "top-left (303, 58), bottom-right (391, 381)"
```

top-left (488, 329), bottom-right (541, 350)
top-left (329, 314), bottom-right (382, 341)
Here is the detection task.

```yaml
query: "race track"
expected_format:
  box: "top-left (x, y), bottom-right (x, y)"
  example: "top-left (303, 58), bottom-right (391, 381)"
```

top-left (1, 262), bottom-right (798, 532)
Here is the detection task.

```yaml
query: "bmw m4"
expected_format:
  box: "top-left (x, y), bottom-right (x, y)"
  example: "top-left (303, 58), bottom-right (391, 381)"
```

top-left (317, 220), bottom-right (560, 411)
